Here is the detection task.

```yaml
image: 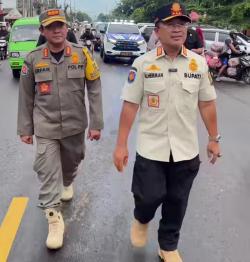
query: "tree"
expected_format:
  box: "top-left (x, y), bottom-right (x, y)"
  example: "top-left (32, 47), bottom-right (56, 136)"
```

top-left (75, 11), bottom-right (92, 22)
top-left (111, 0), bottom-right (250, 28)
top-left (97, 13), bottom-right (111, 22)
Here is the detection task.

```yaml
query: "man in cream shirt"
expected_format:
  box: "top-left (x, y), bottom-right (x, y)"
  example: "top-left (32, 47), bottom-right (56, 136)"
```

top-left (113, 2), bottom-right (221, 262)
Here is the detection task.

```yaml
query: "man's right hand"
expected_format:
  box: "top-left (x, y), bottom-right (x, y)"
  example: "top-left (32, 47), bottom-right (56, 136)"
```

top-left (20, 135), bottom-right (33, 145)
top-left (113, 145), bottom-right (129, 173)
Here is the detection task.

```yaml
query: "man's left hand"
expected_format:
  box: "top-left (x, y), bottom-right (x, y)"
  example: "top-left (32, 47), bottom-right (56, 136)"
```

top-left (207, 141), bottom-right (221, 164)
top-left (87, 129), bottom-right (101, 141)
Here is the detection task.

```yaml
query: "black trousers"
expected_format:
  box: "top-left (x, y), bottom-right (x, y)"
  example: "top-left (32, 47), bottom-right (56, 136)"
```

top-left (132, 153), bottom-right (200, 251)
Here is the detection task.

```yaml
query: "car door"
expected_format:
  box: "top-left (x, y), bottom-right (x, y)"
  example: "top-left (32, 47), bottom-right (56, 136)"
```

top-left (203, 30), bottom-right (217, 50)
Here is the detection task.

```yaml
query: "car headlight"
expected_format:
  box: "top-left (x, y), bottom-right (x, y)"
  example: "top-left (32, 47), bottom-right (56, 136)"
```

top-left (108, 38), bottom-right (117, 44)
top-left (19, 52), bottom-right (29, 58)
top-left (10, 52), bottom-right (20, 58)
top-left (137, 40), bottom-right (145, 45)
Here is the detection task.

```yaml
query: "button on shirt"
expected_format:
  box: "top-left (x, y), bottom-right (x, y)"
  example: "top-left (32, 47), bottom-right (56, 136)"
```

top-left (121, 46), bottom-right (216, 162)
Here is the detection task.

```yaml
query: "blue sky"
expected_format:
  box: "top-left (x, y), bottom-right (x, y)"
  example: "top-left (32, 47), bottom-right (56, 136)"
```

top-left (2, 0), bottom-right (118, 18)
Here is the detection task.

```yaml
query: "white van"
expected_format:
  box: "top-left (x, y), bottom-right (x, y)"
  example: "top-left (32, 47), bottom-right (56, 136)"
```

top-left (202, 28), bottom-right (250, 54)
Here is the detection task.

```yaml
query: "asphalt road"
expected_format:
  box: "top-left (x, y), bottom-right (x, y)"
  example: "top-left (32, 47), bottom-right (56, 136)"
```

top-left (0, 53), bottom-right (250, 262)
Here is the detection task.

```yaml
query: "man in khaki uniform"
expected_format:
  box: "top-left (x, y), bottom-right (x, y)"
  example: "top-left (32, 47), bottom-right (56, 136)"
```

top-left (113, 2), bottom-right (221, 262)
top-left (17, 9), bottom-right (103, 249)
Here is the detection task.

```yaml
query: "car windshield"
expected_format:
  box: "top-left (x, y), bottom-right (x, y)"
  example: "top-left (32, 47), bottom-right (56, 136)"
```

top-left (108, 24), bottom-right (139, 34)
top-left (237, 33), bottom-right (250, 43)
top-left (11, 24), bottom-right (40, 42)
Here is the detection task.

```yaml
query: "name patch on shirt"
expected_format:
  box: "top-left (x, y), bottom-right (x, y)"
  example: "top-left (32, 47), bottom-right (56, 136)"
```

top-left (35, 67), bottom-right (50, 74)
top-left (68, 64), bottom-right (85, 70)
top-left (184, 73), bottom-right (202, 79)
top-left (148, 95), bottom-right (159, 108)
top-left (145, 72), bottom-right (163, 79)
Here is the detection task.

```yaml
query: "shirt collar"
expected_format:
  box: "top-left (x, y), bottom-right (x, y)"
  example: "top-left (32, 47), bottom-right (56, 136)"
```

top-left (42, 41), bottom-right (72, 59)
top-left (155, 45), bottom-right (189, 59)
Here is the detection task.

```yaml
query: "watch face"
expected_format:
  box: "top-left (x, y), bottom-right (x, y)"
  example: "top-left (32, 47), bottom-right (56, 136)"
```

top-left (216, 135), bottom-right (221, 141)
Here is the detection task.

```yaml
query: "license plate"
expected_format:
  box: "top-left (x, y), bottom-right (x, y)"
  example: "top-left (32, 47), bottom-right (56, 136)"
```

top-left (120, 52), bottom-right (132, 56)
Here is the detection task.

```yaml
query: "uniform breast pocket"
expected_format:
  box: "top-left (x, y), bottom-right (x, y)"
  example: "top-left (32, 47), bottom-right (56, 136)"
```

top-left (176, 81), bottom-right (199, 113)
top-left (35, 72), bottom-right (53, 96)
top-left (67, 65), bottom-right (85, 91)
top-left (143, 82), bottom-right (166, 111)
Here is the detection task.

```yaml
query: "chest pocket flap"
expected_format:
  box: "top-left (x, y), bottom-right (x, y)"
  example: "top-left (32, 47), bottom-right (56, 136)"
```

top-left (67, 64), bottom-right (85, 79)
top-left (144, 82), bottom-right (165, 94)
top-left (181, 81), bottom-right (199, 94)
top-left (35, 71), bottom-right (53, 83)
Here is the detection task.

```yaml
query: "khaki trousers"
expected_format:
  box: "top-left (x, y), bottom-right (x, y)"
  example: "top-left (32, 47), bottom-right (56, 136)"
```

top-left (33, 132), bottom-right (85, 209)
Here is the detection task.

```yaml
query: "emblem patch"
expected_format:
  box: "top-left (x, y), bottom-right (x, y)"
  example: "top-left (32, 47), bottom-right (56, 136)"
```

top-left (148, 95), bottom-right (159, 108)
top-left (35, 62), bottom-right (49, 68)
top-left (43, 48), bottom-right (49, 58)
top-left (128, 70), bottom-right (136, 83)
top-left (71, 52), bottom-right (79, 64)
top-left (21, 64), bottom-right (28, 76)
top-left (189, 59), bottom-right (198, 72)
top-left (39, 82), bottom-right (51, 95)
top-left (66, 46), bottom-right (72, 56)
top-left (146, 64), bottom-right (161, 71)
top-left (171, 3), bottom-right (183, 16)
top-left (157, 47), bottom-right (163, 57)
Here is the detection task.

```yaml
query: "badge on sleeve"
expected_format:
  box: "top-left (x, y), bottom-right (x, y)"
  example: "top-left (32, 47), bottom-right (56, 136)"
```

top-left (148, 95), bottom-right (159, 108)
top-left (127, 67), bottom-right (137, 84)
top-left (39, 82), bottom-right (51, 95)
top-left (21, 64), bottom-right (29, 76)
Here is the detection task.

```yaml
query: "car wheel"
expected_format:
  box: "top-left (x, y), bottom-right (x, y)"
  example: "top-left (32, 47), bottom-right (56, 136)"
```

top-left (12, 69), bottom-right (20, 79)
top-left (242, 68), bottom-right (250, 85)
top-left (103, 52), bottom-right (111, 63)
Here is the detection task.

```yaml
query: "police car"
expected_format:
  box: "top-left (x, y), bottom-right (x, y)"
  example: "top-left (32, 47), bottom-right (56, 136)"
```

top-left (100, 21), bottom-right (147, 63)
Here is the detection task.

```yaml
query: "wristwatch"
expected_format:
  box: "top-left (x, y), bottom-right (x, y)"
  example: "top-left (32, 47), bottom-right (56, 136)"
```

top-left (208, 134), bottom-right (221, 143)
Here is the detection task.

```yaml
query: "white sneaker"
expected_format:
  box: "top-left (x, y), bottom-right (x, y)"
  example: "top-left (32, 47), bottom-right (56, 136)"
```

top-left (61, 184), bottom-right (74, 201)
top-left (45, 208), bottom-right (65, 249)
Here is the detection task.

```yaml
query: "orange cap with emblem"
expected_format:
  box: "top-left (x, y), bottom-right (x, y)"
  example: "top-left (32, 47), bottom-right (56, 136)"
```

top-left (39, 9), bottom-right (68, 27)
top-left (154, 2), bottom-right (191, 24)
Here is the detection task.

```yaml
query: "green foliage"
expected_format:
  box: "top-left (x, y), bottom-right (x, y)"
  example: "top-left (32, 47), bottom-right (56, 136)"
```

top-left (131, 8), bottom-right (146, 23)
top-left (112, 0), bottom-right (250, 29)
top-left (97, 13), bottom-right (111, 22)
top-left (75, 11), bottom-right (92, 22)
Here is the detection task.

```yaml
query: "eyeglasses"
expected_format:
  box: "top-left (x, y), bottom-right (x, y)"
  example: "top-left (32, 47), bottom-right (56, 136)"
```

top-left (161, 21), bottom-right (189, 30)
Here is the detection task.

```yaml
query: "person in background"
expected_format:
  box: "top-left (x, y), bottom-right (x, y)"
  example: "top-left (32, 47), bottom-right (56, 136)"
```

top-left (0, 25), bottom-right (9, 40)
top-left (216, 30), bottom-right (242, 81)
top-left (80, 24), bottom-right (95, 42)
top-left (184, 26), bottom-right (204, 55)
top-left (147, 29), bottom-right (162, 51)
top-left (185, 11), bottom-right (204, 55)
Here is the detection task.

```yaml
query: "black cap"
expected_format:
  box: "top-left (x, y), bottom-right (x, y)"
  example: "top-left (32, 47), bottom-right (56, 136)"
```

top-left (154, 2), bottom-right (191, 24)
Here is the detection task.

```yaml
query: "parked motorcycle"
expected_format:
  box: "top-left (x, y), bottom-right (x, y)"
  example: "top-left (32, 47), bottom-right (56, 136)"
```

top-left (0, 36), bottom-right (7, 60)
top-left (205, 47), bottom-right (250, 85)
